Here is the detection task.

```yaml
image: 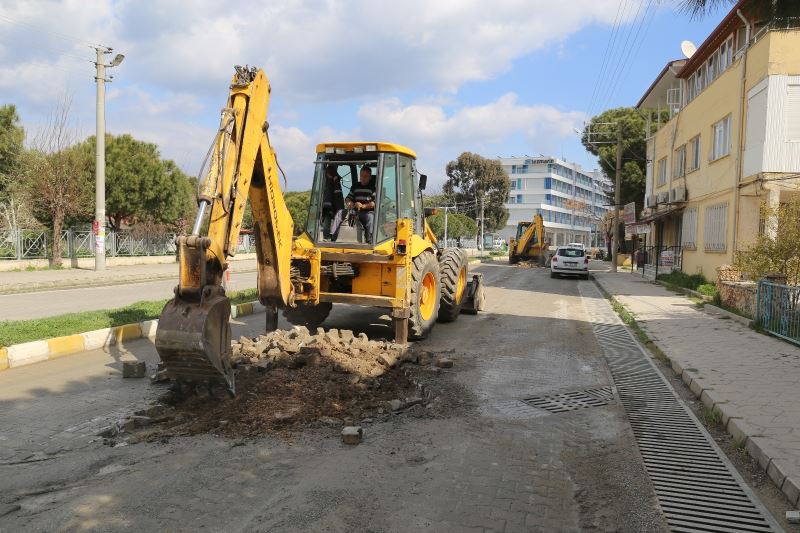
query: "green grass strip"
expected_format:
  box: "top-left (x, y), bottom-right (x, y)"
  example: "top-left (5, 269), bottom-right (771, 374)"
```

top-left (0, 288), bottom-right (259, 348)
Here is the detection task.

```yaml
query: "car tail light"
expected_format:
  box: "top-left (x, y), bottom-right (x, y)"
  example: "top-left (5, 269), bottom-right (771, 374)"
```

top-left (584, 257), bottom-right (589, 264)
top-left (552, 256), bottom-right (557, 262)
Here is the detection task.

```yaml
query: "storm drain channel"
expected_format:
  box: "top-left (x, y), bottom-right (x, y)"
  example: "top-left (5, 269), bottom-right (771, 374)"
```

top-left (579, 283), bottom-right (782, 533)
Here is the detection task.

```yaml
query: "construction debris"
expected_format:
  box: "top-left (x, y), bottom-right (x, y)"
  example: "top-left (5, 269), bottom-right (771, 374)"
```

top-left (122, 361), bottom-right (147, 378)
top-left (130, 327), bottom-right (468, 440)
top-left (435, 358), bottom-right (454, 369)
top-left (341, 426), bottom-right (363, 445)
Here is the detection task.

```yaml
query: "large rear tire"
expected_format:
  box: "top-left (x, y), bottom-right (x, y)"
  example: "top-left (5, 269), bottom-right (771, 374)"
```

top-left (438, 248), bottom-right (468, 323)
top-left (282, 302), bottom-right (332, 329)
top-left (409, 250), bottom-right (440, 339)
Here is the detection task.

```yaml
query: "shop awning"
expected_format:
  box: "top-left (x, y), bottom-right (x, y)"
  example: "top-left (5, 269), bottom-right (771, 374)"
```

top-left (637, 205), bottom-right (684, 224)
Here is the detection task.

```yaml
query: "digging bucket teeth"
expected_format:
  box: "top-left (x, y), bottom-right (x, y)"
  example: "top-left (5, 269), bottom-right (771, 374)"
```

top-left (461, 273), bottom-right (485, 315)
top-left (155, 285), bottom-right (236, 395)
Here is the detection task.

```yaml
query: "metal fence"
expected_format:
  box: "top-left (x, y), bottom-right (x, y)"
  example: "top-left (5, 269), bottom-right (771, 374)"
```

top-left (0, 228), bottom-right (257, 260)
top-left (755, 280), bottom-right (800, 346)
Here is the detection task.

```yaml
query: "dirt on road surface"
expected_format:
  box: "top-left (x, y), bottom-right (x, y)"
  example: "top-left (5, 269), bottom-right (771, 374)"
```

top-left (128, 328), bottom-right (467, 441)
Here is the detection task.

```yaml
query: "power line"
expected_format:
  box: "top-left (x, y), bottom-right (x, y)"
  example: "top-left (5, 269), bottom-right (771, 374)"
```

top-left (0, 13), bottom-right (98, 48)
top-left (604, 0), bottom-right (657, 107)
top-left (595, 0), bottom-right (649, 115)
top-left (587, 0), bottom-right (628, 117)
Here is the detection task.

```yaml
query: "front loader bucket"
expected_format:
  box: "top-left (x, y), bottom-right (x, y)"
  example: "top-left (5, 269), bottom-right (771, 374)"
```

top-left (155, 286), bottom-right (235, 394)
top-left (461, 273), bottom-right (485, 315)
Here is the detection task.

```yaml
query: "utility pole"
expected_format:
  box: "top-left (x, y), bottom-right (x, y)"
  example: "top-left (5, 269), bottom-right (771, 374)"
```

top-left (480, 198), bottom-right (485, 255)
top-left (93, 46), bottom-right (124, 271)
top-left (611, 122), bottom-right (623, 273)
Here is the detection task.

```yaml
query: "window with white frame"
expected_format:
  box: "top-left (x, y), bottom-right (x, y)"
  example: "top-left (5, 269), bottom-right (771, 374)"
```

top-left (657, 157), bottom-right (667, 186)
top-left (706, 56), bottom-right (716, 86)
top-left (711, 115), bottom-right (731, 160)
top-left (681, 207), bottom-right (698, 249)
top-left (688, 135), bottom-right (701, 171)
top-left (674, 145), bottom-right (686, 178)
top-left (718, 36), bottom-right (733, 72)
top-left (704, 203), bottom-right (728, 251)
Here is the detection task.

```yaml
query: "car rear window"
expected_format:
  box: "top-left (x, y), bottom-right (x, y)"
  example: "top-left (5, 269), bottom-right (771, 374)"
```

top-left (558, 248), bottom-right (584, 258)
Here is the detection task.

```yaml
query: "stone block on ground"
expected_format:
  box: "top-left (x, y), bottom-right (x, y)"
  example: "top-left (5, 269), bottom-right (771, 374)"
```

top-left (341, 426), bottom-right (363, 445)
top-left (435, 357), bottom-right (454, 368)
top-left (122, 361), bottom-right (147, 378)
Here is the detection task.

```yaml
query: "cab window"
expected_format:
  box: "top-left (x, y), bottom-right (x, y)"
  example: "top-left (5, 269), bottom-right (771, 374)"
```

top-left (376, 154), bottom-right (398, 242)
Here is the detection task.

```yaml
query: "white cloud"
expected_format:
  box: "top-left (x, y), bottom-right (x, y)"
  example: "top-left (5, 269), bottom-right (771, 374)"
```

top-left (0, 0), bottom-right (629, 185)
top-left (356, 94), bottom-right (585, 186)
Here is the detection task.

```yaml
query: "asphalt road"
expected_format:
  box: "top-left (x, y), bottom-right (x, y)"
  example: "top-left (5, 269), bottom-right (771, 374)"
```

top-left (0, 263), bottom-right (670, 531)
top-left (0, 271), bottom-right (259, 321)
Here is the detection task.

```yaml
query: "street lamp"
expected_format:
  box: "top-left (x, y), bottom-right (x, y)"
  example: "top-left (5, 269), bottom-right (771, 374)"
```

top-left (94, 46), bottom-right (124, 271)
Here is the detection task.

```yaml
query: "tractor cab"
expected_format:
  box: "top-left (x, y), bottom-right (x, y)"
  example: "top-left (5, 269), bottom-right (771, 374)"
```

top-left (304, 143), bottom-right (425, 249)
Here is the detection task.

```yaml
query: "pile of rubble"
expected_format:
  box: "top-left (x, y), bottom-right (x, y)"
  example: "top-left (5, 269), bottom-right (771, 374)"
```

top-left (127, 327), bottom-right (457, 442)
top-left (232, 326), bottom-right (415, 378)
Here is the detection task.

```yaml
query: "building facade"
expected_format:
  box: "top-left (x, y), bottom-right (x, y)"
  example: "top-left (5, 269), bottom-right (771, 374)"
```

top-left (637, 1), bottom-right (800, 280)
top-left (499, 156), bottom-right (612, 248)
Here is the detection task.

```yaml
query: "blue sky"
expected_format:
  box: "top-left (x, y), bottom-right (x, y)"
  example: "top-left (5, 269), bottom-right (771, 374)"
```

top-left (0, 0), bottom-right (731, 191)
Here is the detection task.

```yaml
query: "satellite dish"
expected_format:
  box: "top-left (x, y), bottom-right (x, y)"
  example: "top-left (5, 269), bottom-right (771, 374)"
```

top-left (681, 40), bottom-right (697, 59)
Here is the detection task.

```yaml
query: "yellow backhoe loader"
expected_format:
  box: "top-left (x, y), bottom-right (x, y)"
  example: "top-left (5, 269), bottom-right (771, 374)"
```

top-left (508, 214), bottom-right (548, 266)
top-left (154, 66), bottom-right (485, 394)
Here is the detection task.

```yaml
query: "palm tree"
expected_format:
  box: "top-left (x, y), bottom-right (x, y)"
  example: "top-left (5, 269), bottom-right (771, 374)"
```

top-left (680, 0), bottom-right (800, 22)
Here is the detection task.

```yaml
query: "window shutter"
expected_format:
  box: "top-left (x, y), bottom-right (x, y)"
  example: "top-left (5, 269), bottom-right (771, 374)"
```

top-left (786, 85), bottom-right (800, 141)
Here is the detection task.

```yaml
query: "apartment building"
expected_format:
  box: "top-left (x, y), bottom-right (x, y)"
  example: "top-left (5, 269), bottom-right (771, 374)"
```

top-left (636, 0), bottom-right (800, 279)
top-left (499, 156), bottom-right (611, 247)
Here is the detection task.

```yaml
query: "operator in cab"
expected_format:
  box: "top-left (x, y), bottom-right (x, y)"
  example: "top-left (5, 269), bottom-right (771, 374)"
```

top-left (345, 166), bottom-right (377, 242)
top-left (321, 164), bottom-right (344, 241)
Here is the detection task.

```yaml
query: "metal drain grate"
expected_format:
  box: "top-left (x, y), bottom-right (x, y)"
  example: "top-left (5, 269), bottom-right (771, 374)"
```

top-left (523, 387), bottom-right (614, 413)
top-left (579, 284), bottom-right (781, 533)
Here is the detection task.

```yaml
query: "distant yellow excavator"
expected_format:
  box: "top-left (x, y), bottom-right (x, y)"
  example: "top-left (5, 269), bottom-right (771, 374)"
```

top-left (508, 214), bottom-right (548, 266)
top-left (154, 66), bottom-right (485, 394)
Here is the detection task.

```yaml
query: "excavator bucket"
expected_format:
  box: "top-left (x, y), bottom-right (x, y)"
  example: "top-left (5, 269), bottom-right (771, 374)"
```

top-left (460, 273), bottom-right (485, 315)
top-left (154, 286), bottom-right (235, 395)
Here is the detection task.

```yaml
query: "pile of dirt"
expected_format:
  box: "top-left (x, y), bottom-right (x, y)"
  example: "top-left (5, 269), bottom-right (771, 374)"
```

top-left (128, 327), bottom-right (458, 442)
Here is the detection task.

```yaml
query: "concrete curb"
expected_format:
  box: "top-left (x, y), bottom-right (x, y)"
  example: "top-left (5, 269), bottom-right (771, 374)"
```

top-left (654, 280), bottom-right (713, 302)
top-left (593, 275), bottom-right (800, 508)
top-left (0, 300), bottom-right (265, 373)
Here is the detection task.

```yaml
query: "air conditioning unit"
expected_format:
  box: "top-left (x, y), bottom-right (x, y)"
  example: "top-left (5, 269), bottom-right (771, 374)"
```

top-left (645, 195), bottom-right (656, 208)
top-left (670, 186), bottom-right (687, 203)
top-left (657, 191), bottom-right (670, 204)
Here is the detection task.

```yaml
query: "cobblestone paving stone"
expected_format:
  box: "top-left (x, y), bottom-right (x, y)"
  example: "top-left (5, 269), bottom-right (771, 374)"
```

top-left (595, 271), bottom-right (800, 507)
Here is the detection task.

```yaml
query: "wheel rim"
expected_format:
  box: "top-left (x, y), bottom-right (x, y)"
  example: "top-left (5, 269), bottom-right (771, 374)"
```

top-left (420, 271), bottom-right (437, 321)
top-left (455, 267), bottom-right (466, 303)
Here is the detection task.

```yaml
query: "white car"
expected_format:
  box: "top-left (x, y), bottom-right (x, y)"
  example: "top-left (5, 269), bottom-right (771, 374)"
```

top-left (550, 246), bottom-right (589, 280)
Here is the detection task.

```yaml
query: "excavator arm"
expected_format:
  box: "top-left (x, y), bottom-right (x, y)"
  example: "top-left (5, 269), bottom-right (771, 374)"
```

top-left (155, 66), bottom-right (294, 394)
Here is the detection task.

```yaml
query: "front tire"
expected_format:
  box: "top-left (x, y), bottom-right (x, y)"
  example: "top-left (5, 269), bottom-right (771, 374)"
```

top-left (438, 248), bottom-right (468, 323)
top-left (409, 251), bottom-right (440, 339)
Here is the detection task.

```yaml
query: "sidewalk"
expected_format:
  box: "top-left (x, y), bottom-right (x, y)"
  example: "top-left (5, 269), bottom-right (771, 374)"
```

top-left (0, 256), bottom-right (257, 294)
top-left (594, 271), bottom-right (800, 507)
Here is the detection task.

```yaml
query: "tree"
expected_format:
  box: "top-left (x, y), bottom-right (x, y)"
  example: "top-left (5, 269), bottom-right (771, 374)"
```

top-left (581, 107), bottom-right (660, 213)
top-left (735, 198), bottom-right (800, 285)
top-left (427, 212), bottom-right (478, 240)
top-left (0, 105), bottom-right (32, 231)
top-left (81, 134), bottom-right (196, 230)
top-left (679, 0), bottom-right (800, 22)
top-left (0, 104), bottom-right (24, 183)
top-left (443, 152), bottom-right (510, 232)
top-left (20, 99), bottom-right (92, 266)
top-left (285, 191), bottom-right (310, 234)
